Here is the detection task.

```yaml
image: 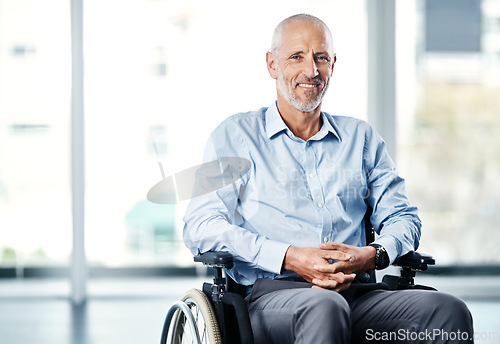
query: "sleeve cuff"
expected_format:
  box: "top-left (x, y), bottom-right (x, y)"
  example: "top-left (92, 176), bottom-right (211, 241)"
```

top-left (372, 235), bottom-right (398, 265)
top-left (257, 240), bottom-right (291, 275)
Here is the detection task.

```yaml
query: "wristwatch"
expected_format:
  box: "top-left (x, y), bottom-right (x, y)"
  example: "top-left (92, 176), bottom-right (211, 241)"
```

top-left (369, 243), bottom-right (389, 270)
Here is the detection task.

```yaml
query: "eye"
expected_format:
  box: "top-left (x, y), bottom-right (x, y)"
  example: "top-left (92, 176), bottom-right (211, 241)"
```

top-left (315, 55), bottom-right (330, 62)
top-left (290, 55), bottom-right (301, 60)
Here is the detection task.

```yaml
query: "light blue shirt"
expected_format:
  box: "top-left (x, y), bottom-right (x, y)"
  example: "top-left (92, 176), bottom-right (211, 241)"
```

top-left (183, 103), bottom-right (421, 286)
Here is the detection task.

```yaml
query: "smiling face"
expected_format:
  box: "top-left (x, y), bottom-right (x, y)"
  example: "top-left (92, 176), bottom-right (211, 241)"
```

top-left (267, 18), bottom-right (335, 113)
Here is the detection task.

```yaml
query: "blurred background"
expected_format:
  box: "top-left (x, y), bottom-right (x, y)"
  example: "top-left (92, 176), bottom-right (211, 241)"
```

top-left (1, 0), bottom-right (500, 343)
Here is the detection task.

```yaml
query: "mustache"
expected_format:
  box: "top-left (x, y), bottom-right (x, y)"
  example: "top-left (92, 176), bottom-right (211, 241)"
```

top-left (295, 75), bottom-right (324, 87)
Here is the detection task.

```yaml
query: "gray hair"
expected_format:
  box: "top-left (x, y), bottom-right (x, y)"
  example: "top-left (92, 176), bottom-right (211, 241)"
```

top-left (270, 14), bottom-right (334, 59)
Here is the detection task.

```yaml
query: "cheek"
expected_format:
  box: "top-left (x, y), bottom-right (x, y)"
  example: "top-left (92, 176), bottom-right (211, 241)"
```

top-left (282, 63), bottom-right (299, 77)
top-left (320, 72), bottom-right (331, 84)
top-left (280, 72), bottom-right (294, 85)
top-left (319, 66), bottom-right (331, 76)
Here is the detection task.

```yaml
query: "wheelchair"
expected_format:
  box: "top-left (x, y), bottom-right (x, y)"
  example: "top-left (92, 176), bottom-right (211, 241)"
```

top-left (160, 214), bottom-right (436, 344)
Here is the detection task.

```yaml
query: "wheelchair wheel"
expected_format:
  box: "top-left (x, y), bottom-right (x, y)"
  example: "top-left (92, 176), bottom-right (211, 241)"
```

top-left (165, 288), bottom-right (221, 344)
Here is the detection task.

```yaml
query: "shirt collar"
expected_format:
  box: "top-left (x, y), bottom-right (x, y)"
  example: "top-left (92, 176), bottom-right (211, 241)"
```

top-left (265, 102), bottom-right (288, 139)
top-left (315, 111), bottom-right (341, 142)
top-left (265, 102), bottom-right (341, 141)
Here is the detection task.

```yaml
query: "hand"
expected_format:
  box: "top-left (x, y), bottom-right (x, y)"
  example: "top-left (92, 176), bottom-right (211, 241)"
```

top-left (282, 246), bottom-right (356, 292)
top-left (316, 242), bottom-right (376, 276)
top-left (310, 271), bottom-right (356, 292)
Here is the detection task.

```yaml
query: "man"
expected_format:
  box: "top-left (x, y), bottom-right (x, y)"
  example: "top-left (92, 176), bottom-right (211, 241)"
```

top-left (184, 14), bottom-right (473, 343)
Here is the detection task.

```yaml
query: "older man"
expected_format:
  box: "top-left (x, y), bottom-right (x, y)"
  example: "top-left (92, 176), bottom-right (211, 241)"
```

top-left (184, 14), bottom-right (473, 343)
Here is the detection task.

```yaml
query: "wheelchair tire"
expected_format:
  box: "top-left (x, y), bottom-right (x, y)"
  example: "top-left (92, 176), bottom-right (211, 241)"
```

top-left (166, 288), bottom-right (221, 344)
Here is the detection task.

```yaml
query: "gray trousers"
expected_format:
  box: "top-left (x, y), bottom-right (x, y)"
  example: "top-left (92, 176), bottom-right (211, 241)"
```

top-left (246, 288), bottom-right (474, 344)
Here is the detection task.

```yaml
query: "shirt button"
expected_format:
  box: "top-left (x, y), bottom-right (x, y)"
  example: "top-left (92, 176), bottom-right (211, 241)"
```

top-left (317, 203), bottom-right (323, 208)
top-left (309, 173), bottom-right (314, 179)
top-left (323, 237), bottom-right (328, 243)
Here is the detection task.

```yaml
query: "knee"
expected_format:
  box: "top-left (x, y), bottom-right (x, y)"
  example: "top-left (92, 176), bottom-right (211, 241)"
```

top-left (420, 291), bottom-right (473, 333)
top-left (442, 293), bottom-right (473, 320)
top-left (429, 292), bottom-right (471, 317)
top-left (294, 290), bottom-right (351, 342)
top-left (299, 289), bottom-right (350, 320)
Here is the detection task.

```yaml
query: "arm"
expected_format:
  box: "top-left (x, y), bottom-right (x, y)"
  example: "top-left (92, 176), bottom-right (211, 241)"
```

top-left (183, 121), bottom-right (290, 275)
top-left (183, 182), bottom-right (290, 274)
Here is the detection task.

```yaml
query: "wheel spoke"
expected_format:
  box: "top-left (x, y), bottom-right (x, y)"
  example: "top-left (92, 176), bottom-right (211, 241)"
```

top-left (164, 289), bottom-right (221, 344)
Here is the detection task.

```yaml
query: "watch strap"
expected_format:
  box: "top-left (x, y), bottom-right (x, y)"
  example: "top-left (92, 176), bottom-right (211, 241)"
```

top-left (369, 243), bottom-right (389, 270)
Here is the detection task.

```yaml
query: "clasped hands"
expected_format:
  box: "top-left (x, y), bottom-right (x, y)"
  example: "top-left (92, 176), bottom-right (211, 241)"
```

top-left (283, 242), bottom-right (376, 292)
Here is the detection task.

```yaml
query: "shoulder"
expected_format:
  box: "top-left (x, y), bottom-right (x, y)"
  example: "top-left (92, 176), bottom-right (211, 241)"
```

top-left (206, 107), bottom-right (268, 153)
top-left (210, 107), bottom-right (268, 142)
top-left (215, 107), bottom-right (267, 131)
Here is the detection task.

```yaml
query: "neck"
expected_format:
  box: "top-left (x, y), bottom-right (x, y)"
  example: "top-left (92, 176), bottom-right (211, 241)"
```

top-left (276, 98), bottom-right (322, 141)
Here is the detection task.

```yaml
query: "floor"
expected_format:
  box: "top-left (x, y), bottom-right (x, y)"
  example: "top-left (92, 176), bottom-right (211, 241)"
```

top-left (0, 276), bottom-right (499, 344)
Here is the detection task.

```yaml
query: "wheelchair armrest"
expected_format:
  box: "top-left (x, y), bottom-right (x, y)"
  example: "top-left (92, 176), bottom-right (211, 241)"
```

top-left (393, 251), bottom-right (435, 271)
top-left (194, 251), bottom-right (234, 269)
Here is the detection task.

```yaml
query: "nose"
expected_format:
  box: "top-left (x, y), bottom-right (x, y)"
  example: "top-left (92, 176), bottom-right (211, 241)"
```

top-left (303, 55), bottom-right (319, 78)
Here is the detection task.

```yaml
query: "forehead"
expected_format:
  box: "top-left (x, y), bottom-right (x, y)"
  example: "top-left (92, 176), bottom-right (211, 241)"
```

top-left (279, 20), bottom-right (332, 55)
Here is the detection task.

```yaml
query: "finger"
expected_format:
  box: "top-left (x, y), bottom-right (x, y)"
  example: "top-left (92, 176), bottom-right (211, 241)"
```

top-left (314, 261), bottom-right (352, 274)
top-left (311, 272), bottom-right (353, 289)
top-left (313, 262), bottom-right (346, 274)
top-left (320, 250), bottom-right (351, 261)
top-left (311, 278), bottom-right (340, 289)
top-left (311, 285), bottom-right (327, 290)
top-left (312, 282), bottom-right (350, 293)
top-left (330, 261), bottom-right (352, 274)
top-left (313, 263), bottom-right (334, 273)
top-left (320, 242), bottom-right (348, 251)
top-left (332, 274), bottom-right (356, 292)
top-left (313, 278), bottom-right (352, 291)
top-left (344, 273), bottom-right (356, 283)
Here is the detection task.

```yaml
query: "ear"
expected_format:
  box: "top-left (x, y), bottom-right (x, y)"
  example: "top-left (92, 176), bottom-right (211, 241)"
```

top-left (330, 54), bottom-right (337, 76)
top-left (266, 51), bottom-right (278, 80)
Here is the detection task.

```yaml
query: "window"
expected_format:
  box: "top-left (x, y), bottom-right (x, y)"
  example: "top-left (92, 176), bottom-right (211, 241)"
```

top-left (397, 0), bottom-right (500, 265)
top-left (0, 0), bottom-right (72, 271)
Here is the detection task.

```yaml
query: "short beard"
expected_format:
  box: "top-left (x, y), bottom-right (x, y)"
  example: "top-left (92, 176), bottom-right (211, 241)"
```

top-left (276, 65), bottom-right (329, 112)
